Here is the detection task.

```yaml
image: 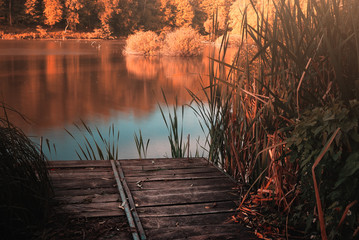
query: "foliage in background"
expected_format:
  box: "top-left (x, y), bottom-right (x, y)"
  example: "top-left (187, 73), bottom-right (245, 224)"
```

top-left (66, 121), bottom-right (120, 160)
top-left (0, 0), bottom-right (239, 37)
top-left (0, 105), bottom-right (52, 239)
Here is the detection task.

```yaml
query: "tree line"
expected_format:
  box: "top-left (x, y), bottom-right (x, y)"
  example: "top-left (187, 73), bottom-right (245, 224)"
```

top-left (0, 0), bottom-right (249, 36)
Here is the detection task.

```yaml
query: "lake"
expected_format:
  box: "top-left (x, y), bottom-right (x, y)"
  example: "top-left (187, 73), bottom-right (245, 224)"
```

top-left (0, 40), bottom-right (234, 160)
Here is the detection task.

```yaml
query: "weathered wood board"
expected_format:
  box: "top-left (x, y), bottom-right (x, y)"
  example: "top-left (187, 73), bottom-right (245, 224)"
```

top-left (49, 158), bottom-right (257, 240)
top-left (119, 158), bottom-right (257, 240)
top-left (49, 160), bottom-right (124, 218)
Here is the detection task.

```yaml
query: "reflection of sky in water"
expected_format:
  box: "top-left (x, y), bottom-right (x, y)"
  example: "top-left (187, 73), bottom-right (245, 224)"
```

top-left (37, 106), bottom-right (205, 160)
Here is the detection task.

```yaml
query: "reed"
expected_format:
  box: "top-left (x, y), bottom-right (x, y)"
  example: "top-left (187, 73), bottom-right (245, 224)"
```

top-left (66, 120), bottom-right (120, 160)
top-left (134, 130), bottom-right (150, 159)
top-left (190, 0), bottom-right (358, 238)
top-left (159, 90), bottom-right (189, 158)
top-left (0, 104), bottom-right (52, 239)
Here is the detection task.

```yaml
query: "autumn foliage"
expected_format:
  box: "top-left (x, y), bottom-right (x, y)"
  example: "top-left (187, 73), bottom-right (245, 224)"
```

top-left (162, 27), bottom-right (202, 56)
top-left (124, 31), bottom-right (161, 55)
top-left (125, 27), bottom-right (202, 57)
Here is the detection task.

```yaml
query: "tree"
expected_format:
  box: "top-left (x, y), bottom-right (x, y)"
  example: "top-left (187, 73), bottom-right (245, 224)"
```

top-left (173, 0), bottom-right (194, 28)
top-left (110, 0), bottom-right (140, 35)
top-left (201, 0), bottom-right (233, 34)
top-left (43, 0), bottom-right (63, 26)
top-left (77, 0), bottom-right (101, 31)
top-left (0, 0), bottom-right (7, 24)
top-left (65, 0), bottom-right (83, 30)
top-left (160, 0), bottom-right (176, 29)
top-left (25, 0), bottom-right (42, 23)
top-left (0, 0), bottom-right (29, 26)
top-left (138, 0), bottom-right (162, 31)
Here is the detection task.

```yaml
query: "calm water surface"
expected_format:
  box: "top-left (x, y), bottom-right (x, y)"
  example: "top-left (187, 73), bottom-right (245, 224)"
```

top-left (0, 40), bottom-right (229, 160)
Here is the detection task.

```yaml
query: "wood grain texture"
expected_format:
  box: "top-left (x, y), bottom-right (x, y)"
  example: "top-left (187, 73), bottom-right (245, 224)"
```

top-left (49, 158), bottom-right (256, 239)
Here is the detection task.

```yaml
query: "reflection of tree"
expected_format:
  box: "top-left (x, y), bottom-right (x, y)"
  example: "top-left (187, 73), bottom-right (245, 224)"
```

top-left (0, 42), bottom-right (229, 134)
top-left (126, 54), bottom-right (206, 85)
top-left (161, 56), bottom-right (205, 86)
top-left (125, 55), bottom-right (161, 80)
top-left (125, 53), bottom-right (209, 102)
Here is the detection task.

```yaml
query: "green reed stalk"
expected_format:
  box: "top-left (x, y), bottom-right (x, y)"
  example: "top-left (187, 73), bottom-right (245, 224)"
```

top-left (134, 130), bottom-right (150, 159)
top-left (66, 120), bottom-right (120, 160)
top-left (159, 90), bottom-right (188, 158)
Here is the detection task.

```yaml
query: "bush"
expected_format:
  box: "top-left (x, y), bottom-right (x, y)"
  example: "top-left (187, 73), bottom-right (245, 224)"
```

top-left (0, 107), bottom-right (52, 239)
top-left (162, 27), bottom-right (202, 56)
top-left (124, 31), bottom-right (161, 56)
top-left (288, 100), bottom-right (359, 239)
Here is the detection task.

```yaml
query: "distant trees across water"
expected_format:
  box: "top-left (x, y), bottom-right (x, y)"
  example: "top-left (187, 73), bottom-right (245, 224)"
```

top-left (0, 0), bottom-right (245, 36)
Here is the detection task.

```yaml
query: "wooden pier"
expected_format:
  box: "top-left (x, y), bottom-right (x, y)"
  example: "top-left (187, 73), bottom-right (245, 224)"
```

top-left (49, 158), bottom-right (257, 239)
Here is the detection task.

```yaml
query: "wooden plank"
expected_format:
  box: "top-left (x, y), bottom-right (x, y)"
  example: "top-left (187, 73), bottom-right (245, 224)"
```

top-left (49, 168), bottom-right (113, 174)
top-left (123, 167), bottom-right (219, 177)
top-left (145, 225), bottom-right (254, 239)
top-left (140, 212), bottom-right (236, 229)
top-left (55, 193), bottom-right (120, 204)
top-left (119, 158), bottom-right (208, 166)
top-left (132, 190), bottom-right (239, 207)
top-left (51, 175), bottom-right (114, 183)
top-left (51, 178), bottom-right (116, 189)
top-left (55, 202), bottom-right (125, 218)
top-left (125, 175), bottom-right (226, 184)
top-left (127, 177), bottom-right (235, 191)
top-left (131, 184), bottom-right (240, 195)
top-left (50, 170), bottom-right (114, 178)
top-left (49, 160), bottom-right (111, 167)
top-left (124, 171), bottom-right (225, 182)
top-left (136, 200), bottom-right (237, 217)
top-left (54, 187), bottom-right (118, 197)
top-left (120, 165), bottom-right (209, 172)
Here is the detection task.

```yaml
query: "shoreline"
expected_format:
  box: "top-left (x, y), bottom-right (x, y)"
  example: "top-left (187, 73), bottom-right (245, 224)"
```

top-left (0, 26), bottom-right (123, 40)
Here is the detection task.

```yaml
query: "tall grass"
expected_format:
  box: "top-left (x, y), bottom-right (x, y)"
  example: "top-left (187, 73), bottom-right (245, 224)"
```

top-left (159, 90), bottom-right (189, 158)
top-left (190, 0), bottom-right (358, 238)
top-left (0, 104), bottom-right (52, 239)
top-left (134, 130), bottom-right (150, 159)
top-left (66, 121), bottom-right (120, 160)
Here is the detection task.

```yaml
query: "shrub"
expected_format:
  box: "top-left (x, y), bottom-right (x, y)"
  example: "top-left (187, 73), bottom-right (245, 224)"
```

top-left (162, 27), bottom-right (202, 57)
top-left (36, 25), bottom-right (47, 38)
top-left (287, 100), bottom-right (359, 239)
top-left (0, 107), bottom-right (52, 239)
top-left (124, 31), bottom-right (161, 56)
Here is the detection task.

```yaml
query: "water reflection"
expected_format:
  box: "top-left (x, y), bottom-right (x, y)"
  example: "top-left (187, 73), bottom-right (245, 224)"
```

top-left (0, 40), bottom-right (235, 159)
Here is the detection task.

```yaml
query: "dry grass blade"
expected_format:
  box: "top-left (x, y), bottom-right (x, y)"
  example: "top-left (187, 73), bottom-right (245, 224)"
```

top-left (312, 127), bottom-right (341, 240)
